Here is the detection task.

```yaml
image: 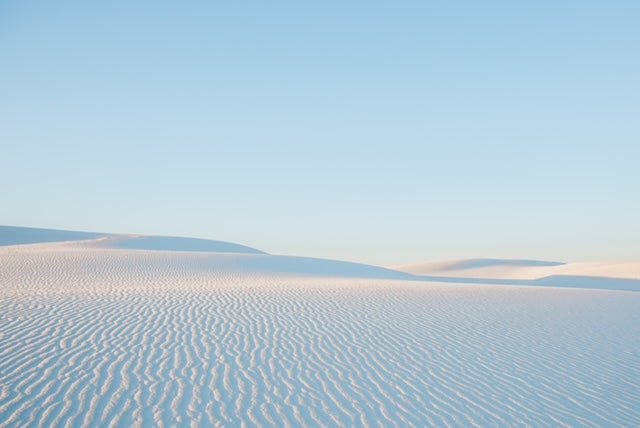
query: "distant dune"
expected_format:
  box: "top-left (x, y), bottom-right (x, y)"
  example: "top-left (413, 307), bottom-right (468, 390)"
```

top-left (396, 257), bottom-right (640, 280)
top-left (396, 258), bottom-right (640, 292)
top-left (0, 225), bottom-right (108, 246)
top-left (400, 258), bottom-right (565, 273)
top-left (0, 226), bottom-right (411, 280)
top-left (0, 225), bottom-right (264, 254)
top-left (2, 226), bottom-right (640, 290)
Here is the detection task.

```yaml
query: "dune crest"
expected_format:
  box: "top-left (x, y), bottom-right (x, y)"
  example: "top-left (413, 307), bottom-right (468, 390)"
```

top-left (0, 225), bottom-right (264, 255)
top-left (396, 258), bottom-right (640, 291)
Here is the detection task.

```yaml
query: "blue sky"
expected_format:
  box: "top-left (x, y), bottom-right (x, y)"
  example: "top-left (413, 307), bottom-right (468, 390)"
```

top-left (1, 0), bottom-right (639, 265)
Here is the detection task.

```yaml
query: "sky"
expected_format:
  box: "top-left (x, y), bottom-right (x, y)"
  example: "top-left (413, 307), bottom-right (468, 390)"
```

top-left (1, 0), bottom-right (639, 265)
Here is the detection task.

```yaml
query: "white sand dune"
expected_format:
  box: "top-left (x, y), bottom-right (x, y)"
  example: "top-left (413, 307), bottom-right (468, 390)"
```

top-left (396, 258), bottom-right (640, 279)
top-left (0, 225), bottom-right (108, 247)
top-left (398, 258), bottom-right (566, 276)
top-left (0, 226), bottom-right (264, 255)
top-left (396, 258), bottom-right (640, 292)
top-left (1, 227), bottom-right (639, 426)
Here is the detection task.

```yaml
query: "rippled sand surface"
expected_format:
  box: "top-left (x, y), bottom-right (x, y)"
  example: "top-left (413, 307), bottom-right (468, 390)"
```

top-left (1, 244), bottom-right (639, 427)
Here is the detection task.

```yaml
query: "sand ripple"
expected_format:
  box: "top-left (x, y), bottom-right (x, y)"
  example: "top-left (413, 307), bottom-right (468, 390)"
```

top-left (1, 246), bottom-right (639, 427)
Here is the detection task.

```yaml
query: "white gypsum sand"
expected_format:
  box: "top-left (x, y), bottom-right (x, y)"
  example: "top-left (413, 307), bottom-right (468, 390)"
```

top-left (395, 258), bottom-right (640, 292)
top-left (396, 258), bottom-right (640, 280)
top-left (1, 227), bottom-right (639, 427)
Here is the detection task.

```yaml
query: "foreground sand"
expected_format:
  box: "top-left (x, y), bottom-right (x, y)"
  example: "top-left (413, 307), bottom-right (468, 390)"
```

top-left (1, 240), bottom-right (639, 427)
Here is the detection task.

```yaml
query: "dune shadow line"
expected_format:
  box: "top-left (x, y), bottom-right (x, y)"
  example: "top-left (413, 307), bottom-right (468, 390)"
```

top-left (415, 274), bottom-right (640, 292)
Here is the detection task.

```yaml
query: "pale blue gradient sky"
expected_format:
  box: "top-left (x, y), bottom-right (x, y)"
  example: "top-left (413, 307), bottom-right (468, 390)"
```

top-left (1, 1), bottom-right (639, 265)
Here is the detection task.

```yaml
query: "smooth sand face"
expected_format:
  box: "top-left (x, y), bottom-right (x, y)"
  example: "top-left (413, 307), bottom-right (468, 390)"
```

top-left (1, 241), bottom-right (639, 427)
top-left (396, 258), bottom-right (640, 280)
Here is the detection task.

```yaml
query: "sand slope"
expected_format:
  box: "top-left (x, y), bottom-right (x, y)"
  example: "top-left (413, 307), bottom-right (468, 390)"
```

top-left (1, 228), bottom-right (639, 426)
top-left (396, 258), bottom-right (640, 292)
top-left (0, 225), bottom-right (108, 247)
top-left (396, 258), bottom-right (640, 280)
top-left (0, 225), bottom-right (264, 255)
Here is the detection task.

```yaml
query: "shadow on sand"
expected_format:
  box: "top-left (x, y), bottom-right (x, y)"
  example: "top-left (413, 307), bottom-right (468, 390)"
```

top-left (414, 274), bottom-right (640, 292)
